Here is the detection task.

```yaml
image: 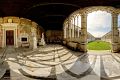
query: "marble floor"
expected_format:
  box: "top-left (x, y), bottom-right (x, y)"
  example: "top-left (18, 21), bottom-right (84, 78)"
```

top-left (0, 45), bottom-right (120, 80)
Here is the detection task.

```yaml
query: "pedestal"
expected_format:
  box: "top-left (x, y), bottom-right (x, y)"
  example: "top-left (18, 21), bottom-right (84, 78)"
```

top-left (39, 38), bottom-right (45, 46)
top-left (112, 43), bottom-right (119, 53)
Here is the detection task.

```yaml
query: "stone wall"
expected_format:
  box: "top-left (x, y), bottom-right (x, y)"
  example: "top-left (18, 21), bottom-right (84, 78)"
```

top-left (101, 31), bottom-right (111, 43)
top-left (46, 30), bottom-right (63, 43)
top-left (0, 16), bottom-right (44, 48)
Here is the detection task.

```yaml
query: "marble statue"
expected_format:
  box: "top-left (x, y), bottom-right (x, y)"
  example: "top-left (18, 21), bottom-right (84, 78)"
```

top-left (39, 33), bottom-right (45, 46)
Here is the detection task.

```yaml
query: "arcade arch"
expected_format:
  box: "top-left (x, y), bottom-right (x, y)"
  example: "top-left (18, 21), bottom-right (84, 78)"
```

top-left (63, 6), bottom-right (120, 53)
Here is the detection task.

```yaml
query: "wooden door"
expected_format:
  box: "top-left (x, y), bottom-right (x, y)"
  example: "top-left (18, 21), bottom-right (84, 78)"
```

top-left (6, 30), bottom-right (14, 45)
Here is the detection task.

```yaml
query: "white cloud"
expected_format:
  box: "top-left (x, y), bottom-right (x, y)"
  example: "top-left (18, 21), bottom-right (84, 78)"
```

top-left (87, 11), bottom-right (111, 37)
top-left (89, 31), bottom-right (108, 37)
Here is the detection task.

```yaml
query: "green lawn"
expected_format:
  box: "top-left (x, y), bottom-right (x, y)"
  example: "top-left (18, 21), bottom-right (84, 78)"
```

top-left (87, 40), bottom-right (111, 50)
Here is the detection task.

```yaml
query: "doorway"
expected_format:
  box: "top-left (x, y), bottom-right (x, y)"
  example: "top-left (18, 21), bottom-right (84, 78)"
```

top-left (6, 30), bottom-right (14, 45)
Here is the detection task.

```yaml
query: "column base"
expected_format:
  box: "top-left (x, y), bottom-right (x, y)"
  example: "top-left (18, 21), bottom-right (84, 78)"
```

top-left (112, 43), bottom-right (119, 53)
top-left (77, 43), bottom-right (87, 53)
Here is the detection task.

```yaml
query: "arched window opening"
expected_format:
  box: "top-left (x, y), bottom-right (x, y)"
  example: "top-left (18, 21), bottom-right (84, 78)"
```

top-left (87, 11), bottom-right (112, 50)
top-left (118, 14), bottom-right (120, 38)
top-left (63, 14), bottom-right (81, 41)
top-left (73, 14), bottom-right (81, 38)
top-left (118, 14), bottom-right (120, 28)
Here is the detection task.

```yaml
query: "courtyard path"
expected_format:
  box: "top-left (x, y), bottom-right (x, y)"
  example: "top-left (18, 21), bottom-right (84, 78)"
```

top-left (0, 45), bottom-right (120, 80)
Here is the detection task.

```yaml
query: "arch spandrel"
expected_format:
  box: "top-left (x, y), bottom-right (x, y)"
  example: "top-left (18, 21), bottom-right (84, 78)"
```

top-left (63, 18), bottom-right (68, 28)
top-left (82, 6), bottom-right (116, 15)
top-left (116, 9), bottom-right (120, 15)
top-left (68, 9), bottom-right (82, 18)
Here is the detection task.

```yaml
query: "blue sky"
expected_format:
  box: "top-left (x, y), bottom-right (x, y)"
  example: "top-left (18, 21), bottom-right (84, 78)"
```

top-left (118, 15), bottom-right (120, 27)
top-left (87, 11), bottom-right (113, 38)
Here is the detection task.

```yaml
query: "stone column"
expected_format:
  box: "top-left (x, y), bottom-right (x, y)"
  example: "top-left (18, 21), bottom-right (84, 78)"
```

top-left (79, 14), bottom-right (87, 52)
top-left (2, 29), bottom-right (5, 47)
top-left (32, 29), bottom-right (37, 49)
top-left (66, 25), bottom-right (68, 38)
top-left (72, 17), bottom-right (75, 38)
top-left (78, 27), bottom-right (80, 38)
top-left (68, 18), bottom-right (71, 39)
top-left (33, 36), bottom-right (37, 49)
top-left (0, 28), bottom-right (2, 47)
top-left (31, 22), bottom-right (38, 49)
top-left (2, 29), bottom-right (4, 48)
top-left (74, 17), bottom-right (76, 38)
top-left (77, 16), bottom-right (80, 38)
top-left (66, 20), bottom-right (69, 39)
top-left (64, 26), bottom-right (66, 39)
top-left (15, 29), bottom-right (18, 48)
top-left (112, 13), bottom-right (119, 53)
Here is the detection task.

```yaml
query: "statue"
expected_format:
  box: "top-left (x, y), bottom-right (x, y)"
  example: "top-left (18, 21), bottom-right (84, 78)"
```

top-left (39, 33), bottom-right (45, 46)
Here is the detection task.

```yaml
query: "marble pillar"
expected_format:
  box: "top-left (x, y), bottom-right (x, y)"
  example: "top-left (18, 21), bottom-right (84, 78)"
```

top-left (68, 19), bottom-right (71, 39)
top-left (112, 13), bottom-right (119, 53)
top-left (32, 29), bottom-right (37, 49)
top-left (64, 26), bottom-right (66, 39)
top-left (79, 14), bottom-right (87, 52)
top-left (77, 16), bottom-right (80, 38)
top-left (33, 36), bottom-right (37, 49)
top-left (72, 18), bottom-right (75, 38)
top-left (74, 17), bottom-right (76, 38)
top-left (15, 29), bottom-right (18, 48)
top-left (66, 26), bottom-right (68, 38)
top-left (2, 29), bottom-right (5, 48)
top-left (78, 27), bottom-right (80, 38)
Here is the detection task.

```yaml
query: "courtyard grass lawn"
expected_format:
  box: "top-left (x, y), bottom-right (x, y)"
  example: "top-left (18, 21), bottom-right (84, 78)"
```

top-left (87, 40), bottom-right (111, 50)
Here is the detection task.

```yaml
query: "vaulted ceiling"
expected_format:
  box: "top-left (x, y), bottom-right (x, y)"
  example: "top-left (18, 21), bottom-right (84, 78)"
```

top-left (0, 0), bottom-right (119, 30)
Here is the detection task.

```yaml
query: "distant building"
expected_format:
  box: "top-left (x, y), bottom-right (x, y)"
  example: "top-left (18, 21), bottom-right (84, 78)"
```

top-left (101, 31), bottom-right (111, 43)
top-left (95, 38), bottom-right (101, 40)
top-left (87, 32), bottom-right (95, 42)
